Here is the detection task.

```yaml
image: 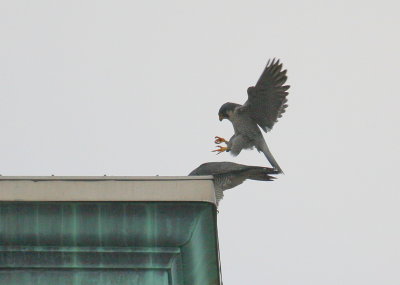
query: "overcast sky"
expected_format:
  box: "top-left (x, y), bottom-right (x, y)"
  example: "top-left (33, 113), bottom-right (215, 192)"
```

top-left (1, 0), bottom-right (399, 284)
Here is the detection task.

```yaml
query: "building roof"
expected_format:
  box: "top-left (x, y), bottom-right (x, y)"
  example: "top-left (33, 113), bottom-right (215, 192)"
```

top-left (0, 176), bottom-right (216, 204)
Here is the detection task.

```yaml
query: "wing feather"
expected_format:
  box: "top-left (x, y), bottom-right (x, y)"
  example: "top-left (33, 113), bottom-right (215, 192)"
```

top-left (244, 59), bottom-right (290, 132)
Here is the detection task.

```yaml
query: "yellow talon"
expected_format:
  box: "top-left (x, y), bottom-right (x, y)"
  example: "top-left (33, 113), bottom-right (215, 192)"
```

top-left (214, 136), bottom-right (227, 144)
top-left (212, 145), bottom-right (229, 154)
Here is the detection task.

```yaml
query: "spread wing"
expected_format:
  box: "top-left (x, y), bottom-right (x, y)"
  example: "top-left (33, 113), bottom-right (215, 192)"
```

top-left (243, 59), bottom-right (290, 132)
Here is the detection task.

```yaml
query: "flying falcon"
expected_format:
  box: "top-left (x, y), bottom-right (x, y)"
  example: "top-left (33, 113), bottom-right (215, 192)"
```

top-left (213, 59), bottom-right (289, 173)
top-left (189, 162), bottom-right (278, 205)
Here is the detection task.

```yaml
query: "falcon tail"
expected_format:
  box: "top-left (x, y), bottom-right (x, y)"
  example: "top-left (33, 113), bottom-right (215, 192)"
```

top-left (258, 138), bottom-right (284, 174)
top-left (246, 167), bottom-right (278, 181)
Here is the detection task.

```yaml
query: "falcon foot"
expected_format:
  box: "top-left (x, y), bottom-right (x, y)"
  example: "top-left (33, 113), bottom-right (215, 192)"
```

top-left (214, 136), bottom-right (227, 144)
top-left (212, 145), bottom-right (229, 154)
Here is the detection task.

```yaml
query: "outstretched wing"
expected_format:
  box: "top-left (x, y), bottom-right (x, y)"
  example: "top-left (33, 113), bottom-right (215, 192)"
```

top-left (244, 59), bottom-right (290, 132)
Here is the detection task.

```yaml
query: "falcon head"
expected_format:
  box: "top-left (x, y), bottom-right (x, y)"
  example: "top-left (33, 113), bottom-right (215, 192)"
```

top-left (218, 102), bottom-right (240, 121)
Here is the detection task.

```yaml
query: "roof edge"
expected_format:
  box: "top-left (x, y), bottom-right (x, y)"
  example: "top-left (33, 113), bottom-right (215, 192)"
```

top-left (0, 175), bottom-right (213, 181)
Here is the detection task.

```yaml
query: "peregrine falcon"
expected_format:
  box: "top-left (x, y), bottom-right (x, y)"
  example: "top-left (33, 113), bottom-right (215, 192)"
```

top-left (189, 162), bottom-right (278, 205)
top-left (213, 59), bottom-right (289, 173)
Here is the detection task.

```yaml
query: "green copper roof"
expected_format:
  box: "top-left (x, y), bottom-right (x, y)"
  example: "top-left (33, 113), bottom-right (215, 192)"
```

top-left (0, 177), bottom-right (221, 285)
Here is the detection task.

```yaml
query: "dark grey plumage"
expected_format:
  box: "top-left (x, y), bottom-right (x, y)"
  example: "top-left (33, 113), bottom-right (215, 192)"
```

top-left (189, 162), bottom-right (277, 205)
top-left (216, 59), bottom-right (289, 173)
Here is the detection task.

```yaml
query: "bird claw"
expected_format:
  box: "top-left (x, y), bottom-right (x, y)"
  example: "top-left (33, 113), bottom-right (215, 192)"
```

top-left (214, 136), bottom-right (227, 144)
top-left (212, 145), bottom-right (229, 154)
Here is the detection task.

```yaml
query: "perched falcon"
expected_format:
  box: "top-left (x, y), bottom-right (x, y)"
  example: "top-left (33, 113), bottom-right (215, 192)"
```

top-left (213, 59), bottom-right (289, 173)
top-left (189, 162), bottom-right (278, 205)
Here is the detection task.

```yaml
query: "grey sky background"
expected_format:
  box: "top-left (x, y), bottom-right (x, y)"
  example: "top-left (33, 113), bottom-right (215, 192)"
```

top-left (1, 0), bottom-right (399, 284)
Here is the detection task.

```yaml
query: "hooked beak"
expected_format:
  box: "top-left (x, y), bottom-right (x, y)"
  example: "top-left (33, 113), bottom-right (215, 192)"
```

top-left (219, 114), bottom-right (224, 121)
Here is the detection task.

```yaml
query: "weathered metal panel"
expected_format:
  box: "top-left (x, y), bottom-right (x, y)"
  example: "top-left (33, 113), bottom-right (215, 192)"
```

top-left (0, 177), bottom-right (221, 285)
